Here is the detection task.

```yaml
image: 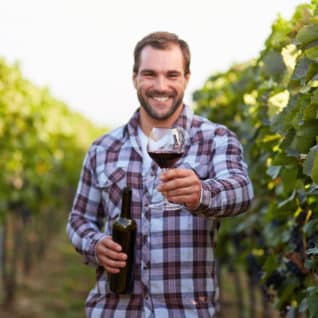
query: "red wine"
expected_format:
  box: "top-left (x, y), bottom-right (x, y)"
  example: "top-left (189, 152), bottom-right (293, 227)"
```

top-left (109, 187), bottom-right (137, 294)
top-left (148, 150), bottom-right (183, 168)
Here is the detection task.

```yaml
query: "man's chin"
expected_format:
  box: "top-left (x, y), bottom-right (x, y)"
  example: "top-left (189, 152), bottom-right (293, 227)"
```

top-left (144, 104), bottom-right (174, 120)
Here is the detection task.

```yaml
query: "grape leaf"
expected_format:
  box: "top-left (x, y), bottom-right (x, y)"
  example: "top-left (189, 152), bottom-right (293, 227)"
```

top-left (291, 57), bottom-right (311, 81)
top-left (305, 45), bottom-right (318, 62)
top-left (296, 24), bottom-right (318, 47)
top-left (312, 152), bottom-right (318, 183)
top-left (303, 145), bottom-right (318, 176)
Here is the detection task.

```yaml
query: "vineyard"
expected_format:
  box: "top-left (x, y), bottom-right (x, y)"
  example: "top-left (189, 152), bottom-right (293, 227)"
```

top-left (193, 1), bottom-right (318, 317)
top-left (0, 1), bottom-right (317, 317)
top-left (0, 58), bottom-right (105, 307)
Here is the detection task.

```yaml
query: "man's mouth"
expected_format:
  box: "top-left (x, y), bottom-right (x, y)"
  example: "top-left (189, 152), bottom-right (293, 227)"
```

top-left (152, 96), bottom-right (170, 102)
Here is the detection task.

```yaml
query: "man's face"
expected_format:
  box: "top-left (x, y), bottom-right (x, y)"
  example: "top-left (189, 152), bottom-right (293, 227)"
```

top-left (133, 45), bottom-right (190, 122)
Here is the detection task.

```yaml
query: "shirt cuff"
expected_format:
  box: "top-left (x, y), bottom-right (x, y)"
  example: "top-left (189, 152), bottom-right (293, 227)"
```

top-left (83, 232), bottom-right (108, 267)
top-left (185, 184), bottom-right (203, 211)
top-left (187, 182), bottom-right (214, 216)
top-left (94, 234), bottom-right (108, 265)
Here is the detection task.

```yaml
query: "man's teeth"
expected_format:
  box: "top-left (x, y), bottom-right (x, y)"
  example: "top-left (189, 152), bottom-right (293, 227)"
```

top-left (153, 96), bottom-right (169, 102)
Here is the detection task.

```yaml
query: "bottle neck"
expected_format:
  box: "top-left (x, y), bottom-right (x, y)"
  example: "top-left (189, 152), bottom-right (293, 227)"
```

top-left (121, 187), bottom-right (132, 219)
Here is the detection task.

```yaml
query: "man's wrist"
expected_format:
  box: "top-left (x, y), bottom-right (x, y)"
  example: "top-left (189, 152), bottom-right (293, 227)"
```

top-left (94, 234), bottom-right (108, 265)
top-left (185, 184), bottom-right (202, 211)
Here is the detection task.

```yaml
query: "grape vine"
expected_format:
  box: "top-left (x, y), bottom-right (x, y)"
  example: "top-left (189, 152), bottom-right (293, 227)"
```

top-left (0, 58), bottom-right (106, 304)
top-left (193, 1), bottom-right (318, 316)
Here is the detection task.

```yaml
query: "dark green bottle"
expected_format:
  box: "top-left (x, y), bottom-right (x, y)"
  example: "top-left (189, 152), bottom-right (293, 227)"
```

top-left (109, 186), bottom-right (137, 294)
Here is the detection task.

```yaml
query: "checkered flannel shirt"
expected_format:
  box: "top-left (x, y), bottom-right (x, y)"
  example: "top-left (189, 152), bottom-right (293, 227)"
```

top-left (67, 105), bottom-right (254, 318)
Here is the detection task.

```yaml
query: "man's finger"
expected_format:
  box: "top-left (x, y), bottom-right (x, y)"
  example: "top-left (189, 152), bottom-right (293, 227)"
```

top-left (101, 237), bottom-right (122, 252)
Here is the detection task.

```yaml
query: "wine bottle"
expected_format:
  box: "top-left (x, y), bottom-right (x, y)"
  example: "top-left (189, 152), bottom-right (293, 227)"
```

top-left (109, 186), bottom-right (137, 294)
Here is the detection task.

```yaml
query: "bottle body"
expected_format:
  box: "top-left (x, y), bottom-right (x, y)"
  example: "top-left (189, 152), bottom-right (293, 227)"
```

top-left (109, 187), bottom-right (137, 294)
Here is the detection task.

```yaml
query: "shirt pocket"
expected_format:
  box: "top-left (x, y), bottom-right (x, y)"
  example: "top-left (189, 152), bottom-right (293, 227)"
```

top-left (95, 163), bottom-right (128, 230)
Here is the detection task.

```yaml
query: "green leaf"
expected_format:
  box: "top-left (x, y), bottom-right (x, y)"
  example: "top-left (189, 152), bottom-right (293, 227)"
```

top-left (290, 120), bottom-right (318, 154)
top-left (276, 277), bottom-right (299, 306)
top-left (305, 45), bottom-right (318, 62)
top-left (303, 145), bottom-right (318, 176)
top-left (280, 128), bottom-right (296, 148)
top-left (311, 89), bottom-right (318, 104)
top-left (263, 50), bottom-right (286, 79)
top-left (304, 102), bottom-right (318, 120)
top-left (263, 254), bottom-right (279, 273)
top-left (299, 297), bottom-right (308, 313)
top-left (291, 57), bottom-right (311, 81)
top-left (306, 62), bottom-right (318, 83)
top-left (281, 167), bottom-right (298, 194)
top-left (304, 258), bottom-right (316, 271)
top-left (312, 152), bottom-right (318, 183)
top-left (307, 294), bottom-right (318, 317)
top-left (296, 24), bottom-right (318, 47)
top-left (272, 153), bottom-right (297, 166)
top-left (303, 219), bottom-right (318, 235)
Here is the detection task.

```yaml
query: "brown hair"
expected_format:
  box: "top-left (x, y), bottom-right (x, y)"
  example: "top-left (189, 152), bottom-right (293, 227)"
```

top-left (133, 31), bottom-right (191, 75)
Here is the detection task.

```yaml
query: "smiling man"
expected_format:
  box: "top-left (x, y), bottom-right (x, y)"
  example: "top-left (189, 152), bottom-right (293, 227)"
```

top-left (133, 42), bottom-right (189, 125)
top-left (67, 31), bottom-right (254, 318)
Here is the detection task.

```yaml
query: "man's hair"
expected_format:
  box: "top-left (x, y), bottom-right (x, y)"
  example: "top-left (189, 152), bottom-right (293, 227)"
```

top-left (133, 31), bottom-right (191, 75)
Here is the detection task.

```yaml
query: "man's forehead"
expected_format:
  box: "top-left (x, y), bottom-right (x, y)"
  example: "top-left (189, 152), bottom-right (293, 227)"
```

top-left (139, 45), bottom-right (184, 70)
top-left (140, 43), bottom-right (181, 55)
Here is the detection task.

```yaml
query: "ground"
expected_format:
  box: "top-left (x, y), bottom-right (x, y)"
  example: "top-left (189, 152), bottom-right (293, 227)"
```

top-left (0, 230), bottom-right (95, 318)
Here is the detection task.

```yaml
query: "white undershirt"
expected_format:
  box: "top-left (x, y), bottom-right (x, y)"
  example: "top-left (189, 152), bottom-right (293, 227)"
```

top-left (137, 126), bottom-right (152, 173)
top-left (137, 126), bottom-right (165, 205)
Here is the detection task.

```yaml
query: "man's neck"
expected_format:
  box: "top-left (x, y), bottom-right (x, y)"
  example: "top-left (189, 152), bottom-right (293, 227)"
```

top-left (139, 105), bottom-right (184, 136)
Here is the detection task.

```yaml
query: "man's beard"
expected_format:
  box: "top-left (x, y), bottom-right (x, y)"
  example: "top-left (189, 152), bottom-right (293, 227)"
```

top-left (137, 90), bottom-right (184, 121)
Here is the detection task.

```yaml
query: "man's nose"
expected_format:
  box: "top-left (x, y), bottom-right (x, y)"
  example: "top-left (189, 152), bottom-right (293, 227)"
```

top-left (154, 75), bottom-right (168, 91)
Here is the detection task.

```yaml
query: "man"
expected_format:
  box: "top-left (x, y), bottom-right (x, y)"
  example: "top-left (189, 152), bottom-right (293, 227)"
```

top-left (67, 31), bottom-right (254, 318)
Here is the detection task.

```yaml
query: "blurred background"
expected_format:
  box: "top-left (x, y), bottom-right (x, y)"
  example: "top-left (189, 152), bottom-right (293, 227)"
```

top-left (1, 0), bottom-right (317, 317)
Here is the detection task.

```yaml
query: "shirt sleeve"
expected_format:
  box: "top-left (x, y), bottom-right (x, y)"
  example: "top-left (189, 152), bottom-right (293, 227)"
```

top-left (191, 127), bottom-right (254, 217)
top-left (66, 147), bottom-right (106, 267)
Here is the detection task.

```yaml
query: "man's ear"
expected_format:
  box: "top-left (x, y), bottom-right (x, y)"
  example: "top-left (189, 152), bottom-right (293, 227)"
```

top-left (132, 73), bottom-right (137, 89)
top-left (184, 72), bottom-right (191, 88)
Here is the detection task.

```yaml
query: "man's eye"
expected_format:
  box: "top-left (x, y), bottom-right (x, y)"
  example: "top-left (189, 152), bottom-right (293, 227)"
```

top-left (142, 72), bottom-right (155, 77)
top-left (168, 73), bottom-right (180, 79)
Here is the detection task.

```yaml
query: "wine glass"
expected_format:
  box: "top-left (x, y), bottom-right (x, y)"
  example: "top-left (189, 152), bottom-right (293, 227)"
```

top-left (147, 127), bottom-right (186, 210)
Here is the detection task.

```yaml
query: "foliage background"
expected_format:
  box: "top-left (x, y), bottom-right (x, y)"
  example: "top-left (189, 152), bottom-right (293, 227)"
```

top-left (193, 1), bottom-right (318, 316)
top-left (0, 0), bottom-right (317, 317)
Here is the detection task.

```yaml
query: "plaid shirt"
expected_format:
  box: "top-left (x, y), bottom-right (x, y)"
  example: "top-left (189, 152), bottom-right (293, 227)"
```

top-left (67, 105), bottom-right (253, 318)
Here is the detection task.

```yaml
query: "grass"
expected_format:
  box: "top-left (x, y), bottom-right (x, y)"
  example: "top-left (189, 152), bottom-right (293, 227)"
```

top-left (0, 229), bottom-right (96, 318)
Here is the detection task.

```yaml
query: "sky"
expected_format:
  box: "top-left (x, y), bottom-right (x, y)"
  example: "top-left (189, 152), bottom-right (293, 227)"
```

top-left (0, 0), bottom-right (309, 128)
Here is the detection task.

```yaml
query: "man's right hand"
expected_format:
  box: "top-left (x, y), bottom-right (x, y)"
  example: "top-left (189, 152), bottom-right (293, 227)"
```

top-left (95, 236), bottom-right (127, 273)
